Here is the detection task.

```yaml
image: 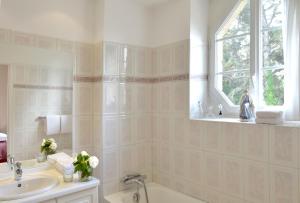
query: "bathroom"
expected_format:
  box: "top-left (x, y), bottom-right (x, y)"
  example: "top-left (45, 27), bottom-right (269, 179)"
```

top-left (0, 0), bottom-right (300, 202)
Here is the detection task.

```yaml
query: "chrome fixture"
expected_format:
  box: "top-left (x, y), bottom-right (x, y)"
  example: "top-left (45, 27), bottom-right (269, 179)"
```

top-left (121, 173), bottom-right (149, 203)
top-left (14, 162), bottom-right (23, 182)
top-left (7, 154), bottom-right (15, 170)
top-left (7, 154), bottom-right (23, 182)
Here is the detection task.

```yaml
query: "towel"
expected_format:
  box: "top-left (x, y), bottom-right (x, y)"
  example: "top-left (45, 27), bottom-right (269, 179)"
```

top-left (0, 133), bottom-right (7, 142)
top-left (45, 115), bottom-right (61, 136)
top-left (47, 152), bottom-right (74, 173)
top-left (60, 115), bottom-right (72, 134)
top-left (47, 152), bottom-right (73, 164)
top-left (255, 117), bottom-right (283, 125)
top-left (256, 110), bottom-right (283, 119)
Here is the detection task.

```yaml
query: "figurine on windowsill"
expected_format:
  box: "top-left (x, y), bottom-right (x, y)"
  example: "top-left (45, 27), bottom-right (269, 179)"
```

top-left (239, 90), bottom-right (255, 122)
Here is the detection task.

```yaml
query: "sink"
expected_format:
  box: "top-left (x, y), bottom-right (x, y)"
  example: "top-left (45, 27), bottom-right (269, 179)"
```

top-left (0, 175), bottom-right (59, 200)
top-left (0, 159), bottom-right (50, 181)
top-left (21, 159), bottom-right (41, 168)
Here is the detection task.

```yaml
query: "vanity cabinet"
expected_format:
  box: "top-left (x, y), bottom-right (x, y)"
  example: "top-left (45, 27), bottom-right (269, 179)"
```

top-left (41, 187), bottom-right (98, 203)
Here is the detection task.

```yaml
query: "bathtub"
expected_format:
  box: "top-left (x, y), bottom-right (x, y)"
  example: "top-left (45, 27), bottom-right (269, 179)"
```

top-left (105, 183), bottom-right (205, 203)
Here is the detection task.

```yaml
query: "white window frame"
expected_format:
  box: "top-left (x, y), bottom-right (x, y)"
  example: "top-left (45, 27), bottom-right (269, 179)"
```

top-left (211, 0), bottom-right (286, 114)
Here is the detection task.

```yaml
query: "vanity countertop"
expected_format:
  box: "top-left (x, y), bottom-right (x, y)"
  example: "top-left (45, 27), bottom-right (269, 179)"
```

top-left (0, 168), bottom-right (100, 203)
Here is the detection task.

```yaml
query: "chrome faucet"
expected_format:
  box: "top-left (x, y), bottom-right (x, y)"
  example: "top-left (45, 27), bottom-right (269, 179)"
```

top-left (7, 155), bottom-right (23, 181)
top-left (14, 162), bottom-right (23, 181)
top-left (121, 173), bottom-right (147, 185)
top-left (7, 154), bottom-right (15, 170)
top-left (121, 173), bottom-right (149, 203)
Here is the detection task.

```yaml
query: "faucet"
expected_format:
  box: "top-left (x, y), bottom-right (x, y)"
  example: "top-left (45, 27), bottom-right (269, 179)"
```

top-left (121, 173), bottom-right (149, 203)
top-left (14, 162), bottom-right (23, 181)
top-left (121, 173), bottom-right (147, 185)
top-left (7, 154), bottom-right (15, 170)
top-left (7, 155), bottom-right (23, 181)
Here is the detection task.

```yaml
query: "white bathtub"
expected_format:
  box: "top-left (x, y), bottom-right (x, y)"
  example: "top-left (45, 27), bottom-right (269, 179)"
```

top-left (105, 183), bottom-right (205, 203)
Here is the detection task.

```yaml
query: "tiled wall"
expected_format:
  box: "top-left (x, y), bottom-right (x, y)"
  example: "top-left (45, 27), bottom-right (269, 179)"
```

top-left (102, 42), bottom-right (153, 195)
top-left (3, 26), bottom-right (300, 203)
top-left (152, 40), bottom-right (300, 203)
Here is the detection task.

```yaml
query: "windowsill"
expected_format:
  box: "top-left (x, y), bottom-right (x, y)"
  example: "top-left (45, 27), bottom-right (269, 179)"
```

top-left (194, 117), bottom-right (300, 128)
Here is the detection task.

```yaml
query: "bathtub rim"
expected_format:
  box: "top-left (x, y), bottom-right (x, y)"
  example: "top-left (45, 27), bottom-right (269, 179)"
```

top-left (104, 182), bottom-right (205, 203)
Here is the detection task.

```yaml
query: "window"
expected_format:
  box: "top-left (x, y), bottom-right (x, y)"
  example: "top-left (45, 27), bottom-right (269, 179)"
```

top-left (215, 0), bottom-right (285, 108)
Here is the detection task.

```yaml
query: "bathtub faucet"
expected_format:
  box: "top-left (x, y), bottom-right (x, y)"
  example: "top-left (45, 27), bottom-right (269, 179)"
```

top-left (121, 173), bottom-right (147, 186)
top-left (121, 173), bottom-right (149, 203)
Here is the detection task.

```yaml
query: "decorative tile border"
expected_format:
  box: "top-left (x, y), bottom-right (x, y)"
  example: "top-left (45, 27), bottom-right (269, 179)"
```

top-left (73, 76), bottom-right (102, 83)
top-left (73, 73), bottom-right (208, 84)
top-left (14, 84), bottom-right (73, 90)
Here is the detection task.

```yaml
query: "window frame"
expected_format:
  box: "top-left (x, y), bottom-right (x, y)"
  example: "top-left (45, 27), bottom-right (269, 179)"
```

top-left (211, 0), bottom-right (286, 114)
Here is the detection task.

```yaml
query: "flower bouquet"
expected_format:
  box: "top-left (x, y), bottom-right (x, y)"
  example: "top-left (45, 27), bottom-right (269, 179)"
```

top-left (73, 151), bottom-right (99, 182)
top-left (38, 138), bottom-right (57, 162)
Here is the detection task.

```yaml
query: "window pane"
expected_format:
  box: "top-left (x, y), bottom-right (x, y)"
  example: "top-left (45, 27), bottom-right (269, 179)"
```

top-left (222, 71), bottom-right (250, 105)
top-left (262, 0), bottom-right (284, 29)
top-left (263, 69), bottom-right (284, 105)
top-left (261, 0), bottom-right (285, 106)
top-left (263, 29), bottom-right (284, 67)
top-left (218, 35), bottom-right (250, 72)
top-left (217, 0), bottom-right (250, 39)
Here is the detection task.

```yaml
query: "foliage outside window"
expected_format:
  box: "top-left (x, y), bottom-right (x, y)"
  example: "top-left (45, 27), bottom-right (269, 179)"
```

top-left (215, 0), bottom-right (285, 107)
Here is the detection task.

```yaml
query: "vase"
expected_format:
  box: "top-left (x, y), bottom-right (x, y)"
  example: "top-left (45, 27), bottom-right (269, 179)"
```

top-left (36, 152), bottom-right (47, 162)
top-left (78, 170), bottom-right (92, 182)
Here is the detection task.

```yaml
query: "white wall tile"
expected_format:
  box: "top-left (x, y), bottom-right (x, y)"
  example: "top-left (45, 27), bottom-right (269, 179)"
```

top-left (159, 46), bottom-right (172, 76)
top-left (104, 42), bottom-right (119, 75)
top-left (119, 116), bottom-right (134, 146)
top-left (160, 145), bottom-right (171, 173)
top-left (172, 148), bottom-right (187, 177)
top-left (187, 120), bottom-right (204, 149)
top-left (119, 83), bottom-right (132, 114)
top-left (270, 165), bottom-right (299, 203)
top-left (159, 116), bottom-right (171, 144)
top-left (222, 123), bottom-right (243, 157)
top-left (119, 146), bottom-right (135, 177)
top-left (222, 156), bottom-right (244, 199)
top-left (242, 124), bottom-right (269, 162)
top-left (173, 41), bottom-right (188, 74)
top-left (171, 115), bottom-right (186, 147)
top-left (269, 126), bottom-right (298, 168)
top-left (103, 149), bottom-right (119, 182)
top-left (74, 115), bottom-right (93, 149)
top-left (159, 83), bottom-right (171, 113)
top-left (203, 122), bottom-right (222, 153)
top-left (171, 81), bottom-right (188, 113)
top-left (103, 82), bottom-right (119, 115)
top-left (75, 43), bottom-right (94, 76)
top-left (187, 150), bottom-right (204, 185)
top-left (204, 152), bottom-right (223, 192)
top-left (74, 83), bottom-right (93, 115)
top-left (244, 160), bottom-right (269, 203)
top-left (103, 116), bottom-right (119, 149)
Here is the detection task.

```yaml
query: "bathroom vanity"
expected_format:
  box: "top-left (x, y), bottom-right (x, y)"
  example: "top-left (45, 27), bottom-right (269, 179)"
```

top-left (0, 160), bottom-right (100, 203)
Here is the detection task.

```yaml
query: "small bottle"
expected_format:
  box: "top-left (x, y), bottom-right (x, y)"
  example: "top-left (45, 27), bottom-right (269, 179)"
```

top-left (63, 167), bottom-right (74, 182)
top-left (218, 104), bottom-right (223, 117)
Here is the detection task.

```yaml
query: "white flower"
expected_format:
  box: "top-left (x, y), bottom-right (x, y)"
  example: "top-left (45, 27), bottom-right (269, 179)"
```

top-left (49, 138), bottom-right (55, 143)
top-left (73, 155), bottom-right (77, 162)
top-left (41, 139), bottom-right (46, 147)
top-left (81, 151), bottom-right (89, 156)
top-left (49, 142), bottom-right (57, 151)
top-left (88, 156), bottom-right (99, 169)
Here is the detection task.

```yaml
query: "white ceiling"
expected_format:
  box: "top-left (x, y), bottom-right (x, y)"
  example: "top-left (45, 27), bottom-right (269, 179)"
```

top-left (135, 0), bottom-right (171, 7)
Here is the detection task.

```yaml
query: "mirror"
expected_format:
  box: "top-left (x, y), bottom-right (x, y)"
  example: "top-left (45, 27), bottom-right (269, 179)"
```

top-left (0, 42), bottom-right (74, 162)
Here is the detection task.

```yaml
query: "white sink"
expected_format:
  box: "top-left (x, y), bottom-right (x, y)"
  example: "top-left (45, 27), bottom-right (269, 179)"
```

top-left (0, 175), bottom-right (59, 201)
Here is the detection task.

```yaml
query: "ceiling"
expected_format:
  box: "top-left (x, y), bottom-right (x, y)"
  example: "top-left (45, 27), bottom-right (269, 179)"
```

top-left (135, 0), bottom-right (171, 7)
